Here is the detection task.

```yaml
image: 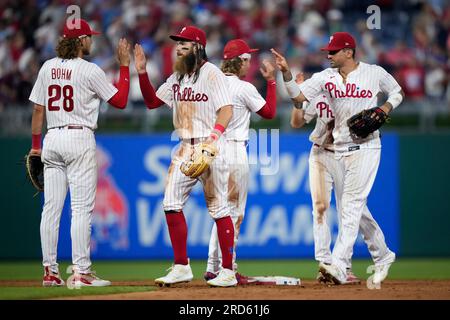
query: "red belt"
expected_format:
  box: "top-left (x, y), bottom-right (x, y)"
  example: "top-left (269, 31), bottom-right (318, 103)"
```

top-left (314, 143), bottom-right (334, 153)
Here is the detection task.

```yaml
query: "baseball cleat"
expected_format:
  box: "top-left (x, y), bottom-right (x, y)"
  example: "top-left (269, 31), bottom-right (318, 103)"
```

top-left (318, 262), bottom-right (347, 285)
top-left (235, 272), bottom-right (251, 285)
top-left (42, 266), bottom-right (65, 287)
top-left (344, 269), bottom-right (361, 285)
top-left (67, 271), bottom-right (111, 288)
top-left (372, 262), bottom-right (393, 285)
top-left (316, 263), bottom-right (333, 284)
top-left (207, 268), bottom-right (237, 287)
top-left (316, 270), bottom-right (333, 284)
top-left (203, 271), bottom-right (218, 281)
top-left (155, 263), bottom-right (193, 286)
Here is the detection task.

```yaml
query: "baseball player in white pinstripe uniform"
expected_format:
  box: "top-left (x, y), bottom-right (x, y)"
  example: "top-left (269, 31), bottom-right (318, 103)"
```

top-left (135, 26), bottom-right (237, 287)
top-left (29, 19), bottom-right (131, 287)
top-left (273, 31), bottom-right (403, 285)
top-left (203, 39), bottom-right (277, 283)
top-left (291, 74), bottom-right (396, 285)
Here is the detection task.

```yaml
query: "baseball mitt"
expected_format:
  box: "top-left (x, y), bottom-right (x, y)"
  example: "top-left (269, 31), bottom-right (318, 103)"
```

top-left (25, 153), bottom-right (44, 192)
top-left (180, 142), bottom-right (218, 178)
top-left (347, 107), bottom-right (389, 139)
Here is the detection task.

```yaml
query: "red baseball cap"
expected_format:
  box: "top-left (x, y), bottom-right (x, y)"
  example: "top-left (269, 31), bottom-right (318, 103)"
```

top-left (170, 26), bottom-right (207, 47)
top-left (63, 19), bottom-right (100, 39)
top-left (223, 39), bottom-right (259, 60)
top-left (320, 32), bottom-right (356, 51)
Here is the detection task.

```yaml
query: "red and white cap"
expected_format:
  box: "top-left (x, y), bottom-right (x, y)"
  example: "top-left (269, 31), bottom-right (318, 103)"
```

top-left (320, 32), bottom-right (356, 51)
top-left (170, 26), bottom-right (207, 47)
top-left (63, 19), bottom-right (100, 39)
top-left (223, 39), bottom-right (259, 60)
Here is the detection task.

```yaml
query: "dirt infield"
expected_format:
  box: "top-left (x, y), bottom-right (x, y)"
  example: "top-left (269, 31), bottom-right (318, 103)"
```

top-left (3, 279), bottom-right (449, 299)
top-left (1, 279), bottom-right (444, 300)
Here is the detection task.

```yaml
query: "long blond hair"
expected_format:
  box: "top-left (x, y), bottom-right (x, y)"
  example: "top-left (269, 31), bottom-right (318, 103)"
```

top-left (220, 57), bottom-right (243, 75)
top-left (55, 37), bottom-right (82, 59)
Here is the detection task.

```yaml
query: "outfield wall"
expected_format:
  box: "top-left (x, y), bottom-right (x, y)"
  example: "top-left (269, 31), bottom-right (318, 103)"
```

top-left (0, 133), bottom-right (448, 259)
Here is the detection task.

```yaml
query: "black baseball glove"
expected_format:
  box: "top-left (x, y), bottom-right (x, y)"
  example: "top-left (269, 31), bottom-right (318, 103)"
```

top-left (25, 153), bottom-right (44, 192)
top-left (347, 107), bottom-right (389, 139)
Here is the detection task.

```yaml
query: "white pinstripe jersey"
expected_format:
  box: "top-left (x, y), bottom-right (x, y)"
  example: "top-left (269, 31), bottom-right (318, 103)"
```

top-left (29, 57), bottom-right (117, 130)
top-left (298, 62), bottom-right (402, 152)
top-left (156, 62), bottom-right (233, 139)
top-left (303, 95), bottom-right (334, 147)
top-left (224, 75), bottom-right (266, 141)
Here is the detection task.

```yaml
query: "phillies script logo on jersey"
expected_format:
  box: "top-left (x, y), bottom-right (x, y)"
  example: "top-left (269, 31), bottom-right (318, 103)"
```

top-left (316, 101), bottom-right (334, 118)
top-left (172, 84), bottom-right (209, 102)
top-left (325, 82), bottom-right (373, 98)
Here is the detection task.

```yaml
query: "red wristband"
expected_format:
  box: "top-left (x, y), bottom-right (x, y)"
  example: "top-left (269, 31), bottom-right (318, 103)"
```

top-left (214, 124), bottom-right (225, 134)
top-left (32, 134), bottom-right (42, 149)
top-left (209, 132), bottom-right (219, 141)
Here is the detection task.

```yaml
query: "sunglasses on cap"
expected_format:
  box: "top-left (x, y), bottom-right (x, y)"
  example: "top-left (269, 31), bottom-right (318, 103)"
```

top-left (239, 53), bottom-right (251, 61)
top-left (328, 49), bottom-right (341, 55)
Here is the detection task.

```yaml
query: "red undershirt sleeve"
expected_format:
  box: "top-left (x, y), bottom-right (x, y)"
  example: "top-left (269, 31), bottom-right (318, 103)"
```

top-left (108, 66), bottom-right (130, 109)
top-left (256, 80), bottom-right (277, 119)
top-left (138, 72), bottom-right (164, 109)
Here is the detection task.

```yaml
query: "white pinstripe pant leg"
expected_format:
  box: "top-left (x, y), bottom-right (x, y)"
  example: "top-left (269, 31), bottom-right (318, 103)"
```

top-left (359, 207), bottom-right (396, 266)
top-left (332, 148), bottom-right (381, 273)
top-left (206, 223), bottom-right (221, 274)
top-left (163, 143), bottom-right (198, 212)
top-left (333, 151), bottom-right (395, 269)
top-left (309, 146), bottom-right (335, 265)
top-left (330, 153), bottom-right (348, 268)
top-left (40, 131), bottom-right (68, 273)
top-left (198, 139), bottom-right (231, 220)
top-left (65, 129), bottom-right (97, 274)
top-left (206, 141), bottom-right (248, 273)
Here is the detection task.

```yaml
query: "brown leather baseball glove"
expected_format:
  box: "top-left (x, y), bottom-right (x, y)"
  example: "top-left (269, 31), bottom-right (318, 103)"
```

top-left (25, 153), bottom-right (44, 192)
top-left (347, 107), bottom-right (389, 139)
top-left (180, 142), bottom-right (218, 178)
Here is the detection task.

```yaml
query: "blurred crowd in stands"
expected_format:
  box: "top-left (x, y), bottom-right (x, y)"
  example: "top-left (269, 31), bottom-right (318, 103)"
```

top-left (0, 0), bottom-right (449, 113)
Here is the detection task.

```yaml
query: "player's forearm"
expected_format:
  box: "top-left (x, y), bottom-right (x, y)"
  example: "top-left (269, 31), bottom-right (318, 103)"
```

top-left (381, 90), bottom-right (404, 114)
top-left (290, 107), bottom-right (306, 128)
top-left (31, 104), bottom-right (45, 149)
top-left (379, 102), bottom-right (393, 114)
top-left (210, 105), bottom-right (233, 141)
top-left (283, 77), bottom-right (307, 104)
top-left (282, 70), bottom-right (293, 82)
top-left (257, 80), bottom-right (277, 119)
top-left (108, 66), bottom-right (130, 109)
top-left (215, 105), bottom-right (233, 128)
top-left (138, 72), bottom-right (164, 109)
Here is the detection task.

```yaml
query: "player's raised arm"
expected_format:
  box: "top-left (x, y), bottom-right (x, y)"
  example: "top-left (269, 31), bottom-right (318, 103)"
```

top-left (270, 48), bottom-right (308, 104)
top-left (256, 59), bottom-right (277, 119)
top-left (290, 73), bottom-right (310, 128)
top-left (134, 43), bottom-right (164, 109)
top-left (107, 38), bottom-right (131, 109)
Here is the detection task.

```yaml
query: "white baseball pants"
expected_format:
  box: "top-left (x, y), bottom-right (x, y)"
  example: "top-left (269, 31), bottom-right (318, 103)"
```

top-left (206, 140), bottom-right (248, 273)
top-left (40, 127), bottom-right (96, 274)
top-left (309, 145), bottom-right (395, 269)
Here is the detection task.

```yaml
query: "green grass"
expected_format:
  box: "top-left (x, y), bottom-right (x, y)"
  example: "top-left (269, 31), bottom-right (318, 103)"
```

top-left (2, 259), bottom-right (450, 281)
top-left (1, 258), bottom-right (449, 299)
top-left (0, 286), bottom-right (153, 300)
